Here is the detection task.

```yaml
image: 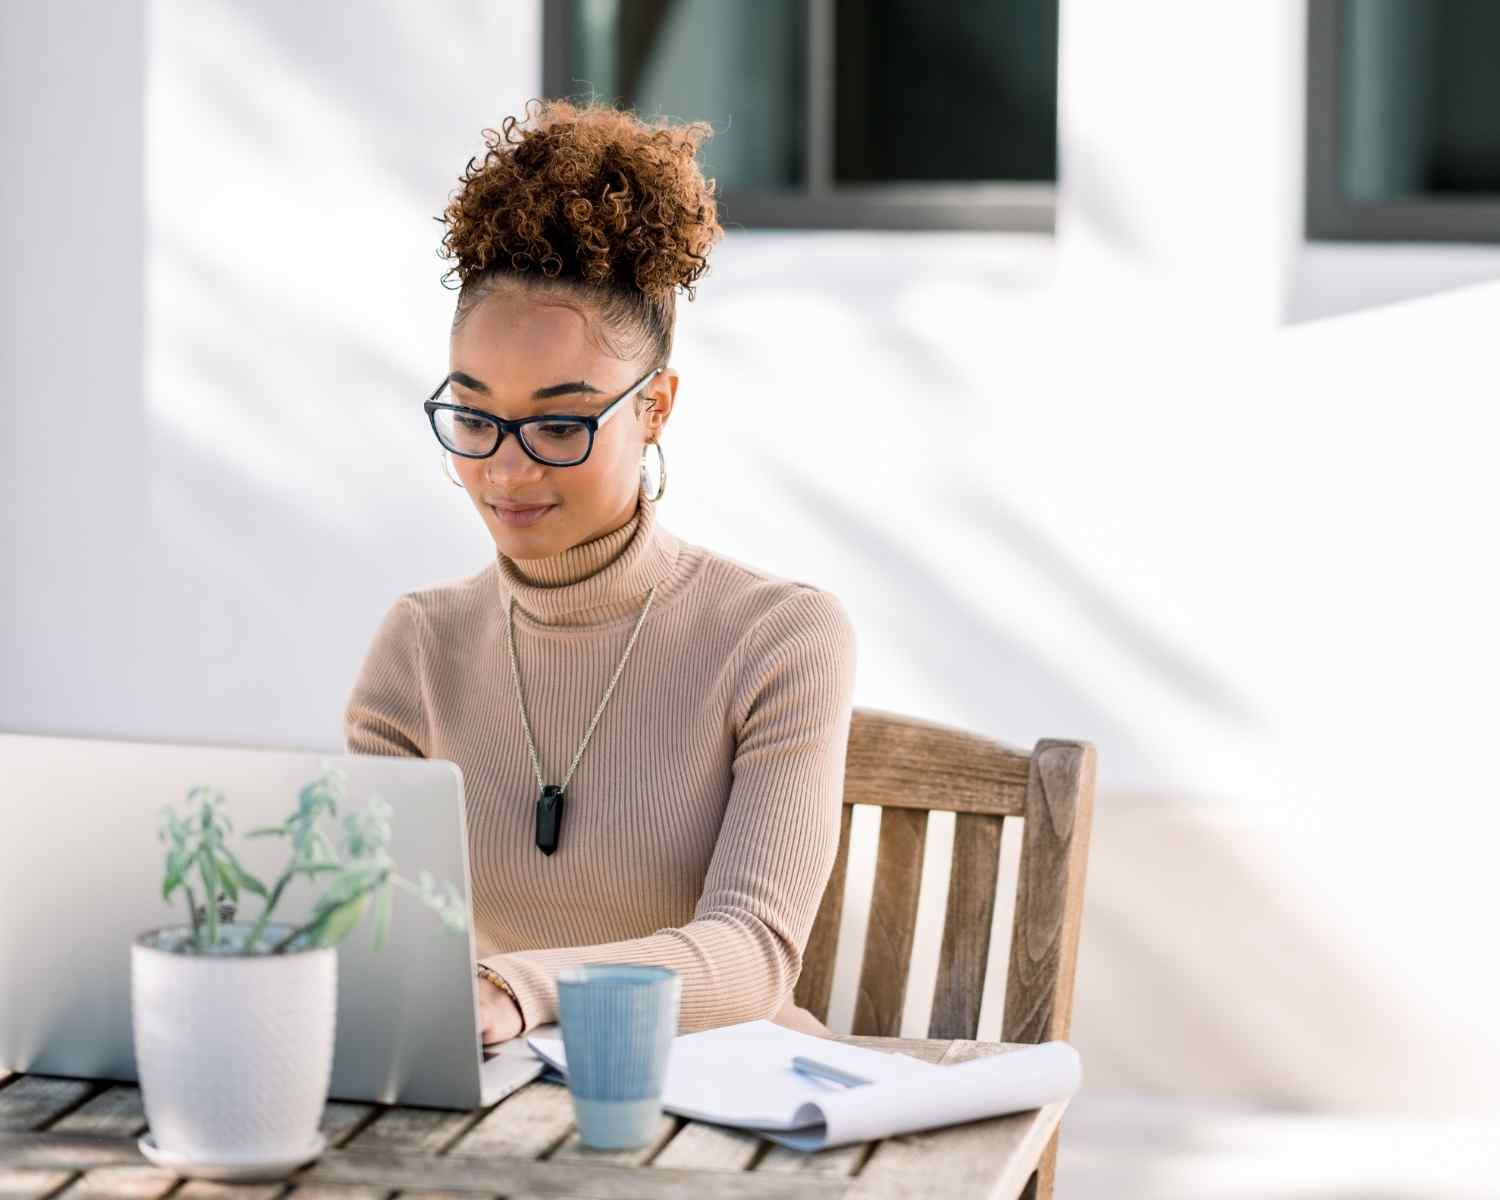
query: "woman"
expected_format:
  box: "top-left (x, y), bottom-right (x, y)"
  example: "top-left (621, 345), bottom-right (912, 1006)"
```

top-left (343, 99), bottom-right (857, 1047)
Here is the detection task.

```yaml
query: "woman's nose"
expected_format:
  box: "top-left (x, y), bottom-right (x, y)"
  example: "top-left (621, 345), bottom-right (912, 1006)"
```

top-left (486, 429), bottom-right (545, 481)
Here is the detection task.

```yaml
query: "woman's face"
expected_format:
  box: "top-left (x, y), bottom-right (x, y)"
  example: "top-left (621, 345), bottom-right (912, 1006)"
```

top-left (446, 285), bottom-right (676, 559)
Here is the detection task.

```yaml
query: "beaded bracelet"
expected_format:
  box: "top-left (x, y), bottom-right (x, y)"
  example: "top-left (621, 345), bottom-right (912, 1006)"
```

top-left (474, 962), bottom-right (519, 1008)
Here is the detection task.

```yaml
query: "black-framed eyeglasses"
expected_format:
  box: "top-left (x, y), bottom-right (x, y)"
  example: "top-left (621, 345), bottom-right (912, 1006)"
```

top-left (423, 365), bottom-right (664, 468)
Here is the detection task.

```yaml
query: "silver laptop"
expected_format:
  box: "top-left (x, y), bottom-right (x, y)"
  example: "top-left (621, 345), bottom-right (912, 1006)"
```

top-left (0, 731), bottom-right (554, 1109)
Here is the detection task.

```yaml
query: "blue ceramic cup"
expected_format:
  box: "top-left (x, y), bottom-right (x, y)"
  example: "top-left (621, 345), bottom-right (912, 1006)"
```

top-left (556, 964), bottom-right (681, 1149)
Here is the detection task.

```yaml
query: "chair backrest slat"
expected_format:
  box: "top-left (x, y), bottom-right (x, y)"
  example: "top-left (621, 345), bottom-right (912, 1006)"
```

top-left (1002, 739), bottom-right (1097, 1045)
top-left (793, 803), bottom-right (851, 1022)
top-left (927, 811), bottom-right (1005, 1039)
top-left (845, 708), bottom-right (1030, 817)
top-left (851, 806), bottom-right (929, 1037)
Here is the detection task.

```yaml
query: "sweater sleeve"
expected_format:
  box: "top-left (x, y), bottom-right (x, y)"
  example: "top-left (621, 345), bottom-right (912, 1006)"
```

top-left (480, 586), bottom-right (858, 1034)
top-left (343, 595), bottom-right (429, 758)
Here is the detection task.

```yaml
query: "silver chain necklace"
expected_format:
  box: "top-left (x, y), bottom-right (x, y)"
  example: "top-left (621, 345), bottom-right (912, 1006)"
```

top-left (504, 585), bottom-right (657, 855)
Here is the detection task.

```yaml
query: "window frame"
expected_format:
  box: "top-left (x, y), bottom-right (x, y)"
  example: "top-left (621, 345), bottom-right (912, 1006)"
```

top-left (541, 0), bottom-right (1056, 233)
top-left (1306, 0), bottom-right (1500, 244)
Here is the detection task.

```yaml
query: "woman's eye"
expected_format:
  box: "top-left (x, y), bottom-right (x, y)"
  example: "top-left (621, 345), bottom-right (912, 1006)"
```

top-left (454, 415), bottom-right (488, 433)
top-left (536, 423), bottom-right (583, 439)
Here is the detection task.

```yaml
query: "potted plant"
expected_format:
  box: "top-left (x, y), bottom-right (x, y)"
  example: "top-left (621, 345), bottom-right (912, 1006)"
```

top-left (132, 764), bottom-right (465, 1180)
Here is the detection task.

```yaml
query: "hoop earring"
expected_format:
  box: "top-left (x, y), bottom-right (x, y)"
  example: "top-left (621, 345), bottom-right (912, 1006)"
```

top-left (640, 440), bottom-right (667, 502)
top-left (441, 450), bottom-right (465, 488)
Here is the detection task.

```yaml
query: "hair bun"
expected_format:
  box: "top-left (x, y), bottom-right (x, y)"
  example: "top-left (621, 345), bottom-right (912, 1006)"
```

top-left (439, 98), bottom-right (723, 303)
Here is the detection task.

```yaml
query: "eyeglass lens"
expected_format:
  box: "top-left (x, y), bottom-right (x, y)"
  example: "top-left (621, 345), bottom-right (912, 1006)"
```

top-left (431, 404), bottom-right (592, 466)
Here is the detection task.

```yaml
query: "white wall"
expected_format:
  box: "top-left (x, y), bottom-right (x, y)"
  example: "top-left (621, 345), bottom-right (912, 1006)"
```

top-left (5, 0), bottom-right (1498, 1119)
top-left (3, 0), bottom-right (147, 733)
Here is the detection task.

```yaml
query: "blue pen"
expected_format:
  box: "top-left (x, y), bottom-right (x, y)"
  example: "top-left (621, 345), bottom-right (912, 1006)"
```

top-left (790, 1056), bottom-right (873, 1088)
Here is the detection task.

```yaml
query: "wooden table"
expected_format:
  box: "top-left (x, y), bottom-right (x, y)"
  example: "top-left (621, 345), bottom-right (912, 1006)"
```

top-left (0, 1036), bottom-right (1066, 1200)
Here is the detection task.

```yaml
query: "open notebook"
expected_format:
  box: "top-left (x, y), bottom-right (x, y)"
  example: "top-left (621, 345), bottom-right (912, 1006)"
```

top-left (526, 1018), bottom-right (1080, 1151)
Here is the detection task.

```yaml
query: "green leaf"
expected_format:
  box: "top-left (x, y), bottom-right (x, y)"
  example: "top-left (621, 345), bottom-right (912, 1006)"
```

top-left (246, 824), bottom-right (285, 839)
top-left (439, 881), bottom-right (467, 932)
top-left (215, 852), bottom-right (239, 903)
top-left (371, 880), bottom-right (393, 952)
top-left (314, 893), bottom-right (369, 948)
top-left (161, 847), bottom-right (188, 901)
top-left (313, 867), bottom-right (382, 915)
top-left (198, 851), bottom-right (219, 945)
top-left (404, 871), bottom-right (467, 934)
top-left (309, 830), bottom-right (337, 865)
top-left (160, 806), bottom-right (187, 849)
top-left (294, 860), bottom-right (344, 879)
top-left (221, 849), bottom-right (268, 898)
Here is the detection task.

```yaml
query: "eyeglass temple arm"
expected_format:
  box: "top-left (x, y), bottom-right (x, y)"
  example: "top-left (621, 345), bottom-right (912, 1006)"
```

top-left (597, 366), bottom-right (665, 428)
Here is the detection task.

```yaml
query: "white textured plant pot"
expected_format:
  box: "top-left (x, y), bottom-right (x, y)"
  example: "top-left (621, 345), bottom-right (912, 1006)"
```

top-left (131, 922), bottom-right (337, 1161)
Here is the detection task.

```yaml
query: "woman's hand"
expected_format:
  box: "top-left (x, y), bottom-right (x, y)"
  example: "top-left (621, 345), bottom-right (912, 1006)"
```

top-left (475, 975), bottom-right (524, 1045)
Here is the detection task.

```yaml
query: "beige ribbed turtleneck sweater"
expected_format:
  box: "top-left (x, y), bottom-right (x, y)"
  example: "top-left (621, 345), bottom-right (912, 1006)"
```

top-left (342, 490), bottom-right (857, 1035)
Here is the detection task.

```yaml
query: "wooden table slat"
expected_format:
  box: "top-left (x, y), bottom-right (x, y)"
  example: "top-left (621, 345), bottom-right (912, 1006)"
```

top-left (0, 1169), bottom-right (73, 1200)
top-left (295, 1145), bottom-right (846, 1197)
top-left (45, 1089), bottom-right (161, 1200)
top-left (52, 1165), bottom-right (183, 1199)
top-left (283, 1094), bottom-right (459, 1198)
top-left (176, 1171), bottom-right (298, 1199)
top-left (0, 1076), bottom-right (99, 1132)
top-left (339, 1099), bottom-right (477, 1155)
top-left (0, 1076), bottom-right (112, 1200)
top-left (650, 1120), bottom-right (764, 1172)
top-left (548, 1113), bottom-right (680, 1166)
top-left (0, 1131), bottom-right (173, 1180)
top-left (505, 1114), bottom-right (681, 1200)
top-left (50, 1085), bottom-right (148, 1136)
top-left (281, 1184), bottom-right (391, 1200)
top-left (215, 1101), bottom-right (380, 1200)
top-left (449, 1077), bottom-right (575, 1158)
top-left (754, 1141), bottom-right (868, 1177)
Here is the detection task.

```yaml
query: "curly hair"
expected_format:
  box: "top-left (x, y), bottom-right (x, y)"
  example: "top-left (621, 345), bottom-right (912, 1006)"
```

top-left (437, 98), bottom-right (723, 367)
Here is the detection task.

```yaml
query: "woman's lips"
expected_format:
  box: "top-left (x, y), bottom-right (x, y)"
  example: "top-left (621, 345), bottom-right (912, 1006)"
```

top-left (490, 503), bottom-right (556, 528)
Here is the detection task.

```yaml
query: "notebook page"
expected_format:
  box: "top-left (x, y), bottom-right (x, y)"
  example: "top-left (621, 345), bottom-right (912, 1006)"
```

top-left (527, 1018), bottom-right (939, 1130)
top-left (761, 1041), bottom-right (1082, 1150)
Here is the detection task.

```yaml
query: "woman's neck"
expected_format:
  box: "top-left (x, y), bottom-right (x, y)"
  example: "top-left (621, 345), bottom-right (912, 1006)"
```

top-left (493, 490), bottom-right (681, 627)
top-left (506, 503), bottom-right (642, 588)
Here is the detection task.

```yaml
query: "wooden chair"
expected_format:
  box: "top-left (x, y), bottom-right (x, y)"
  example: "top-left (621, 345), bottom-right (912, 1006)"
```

top-left (794, 708), bottom-right (1097, 1200)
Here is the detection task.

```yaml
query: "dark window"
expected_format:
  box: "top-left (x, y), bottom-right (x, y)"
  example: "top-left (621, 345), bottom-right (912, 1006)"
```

top-left (544, 0), bottom-right (1058, 231)
top-left (1307, 0), bottom-right (1500, 242)
top-left (832, 0), bottom-right (1056, 185)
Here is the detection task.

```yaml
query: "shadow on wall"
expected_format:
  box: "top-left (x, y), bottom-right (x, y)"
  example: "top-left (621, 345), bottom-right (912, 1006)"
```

top-left (1285, 241), bottom-right (1500, 324)
top-left (754, 449), bottom-right (1149, 774)
top-left (211, 0), bottom-right (523, 206)
top-left (948, 477), bottom-right (1264, 732)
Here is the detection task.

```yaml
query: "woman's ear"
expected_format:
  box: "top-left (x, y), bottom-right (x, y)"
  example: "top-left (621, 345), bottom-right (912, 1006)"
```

top-left (641, 368), bottom-right (679, 438)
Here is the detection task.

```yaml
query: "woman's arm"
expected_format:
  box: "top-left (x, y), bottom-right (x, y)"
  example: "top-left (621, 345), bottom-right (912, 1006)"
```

top-left (343, 595), bottom-right (428, 757)
top-left (480, 586), bottom-right (858, 1034)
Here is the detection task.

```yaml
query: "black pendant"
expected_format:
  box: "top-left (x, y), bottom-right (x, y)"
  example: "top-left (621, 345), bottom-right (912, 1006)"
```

top-left (535, 785), bottom-right (565, 855)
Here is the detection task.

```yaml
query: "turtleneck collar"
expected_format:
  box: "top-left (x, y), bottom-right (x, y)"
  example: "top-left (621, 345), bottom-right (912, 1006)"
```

top-left (495, 491), bottom-right (681, 627)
